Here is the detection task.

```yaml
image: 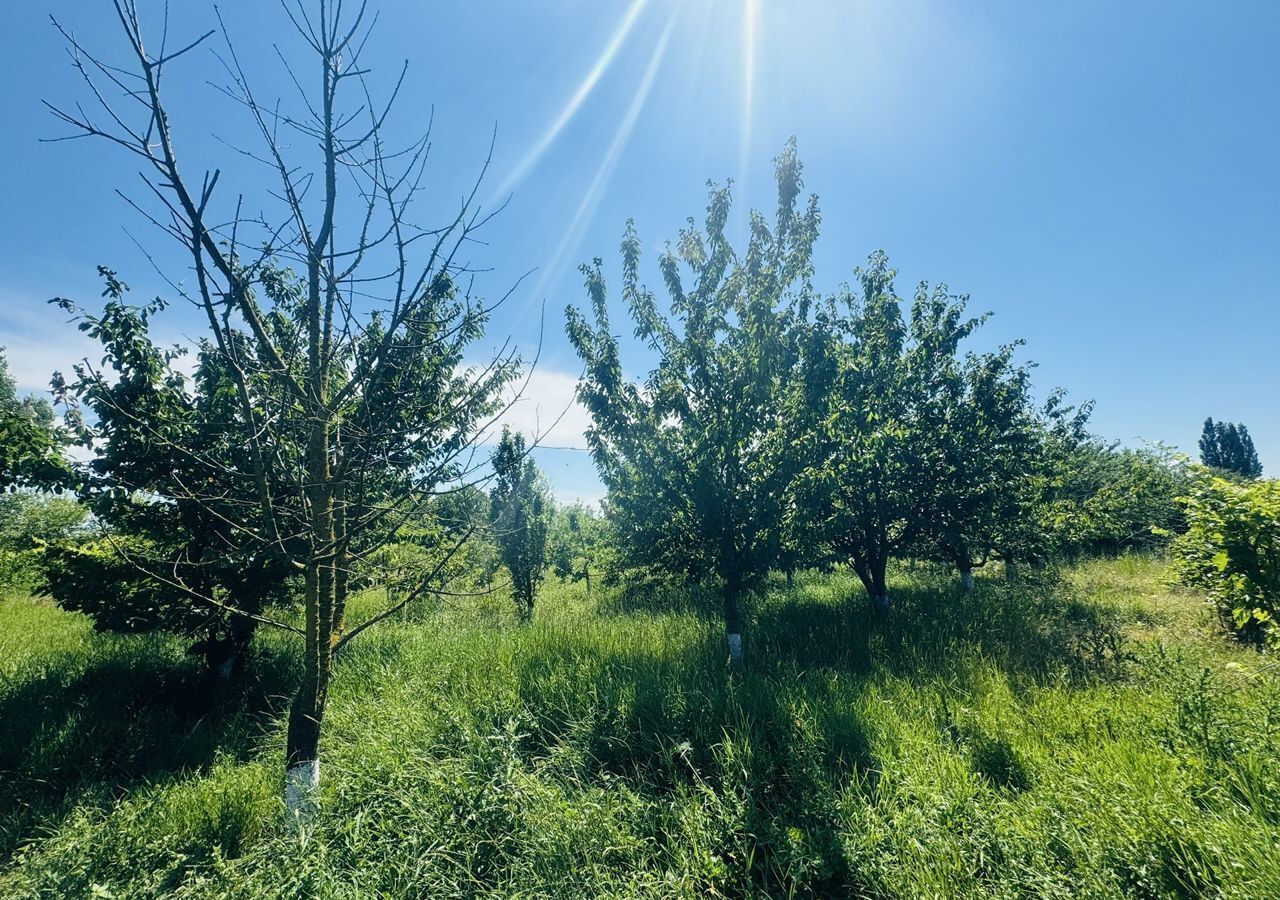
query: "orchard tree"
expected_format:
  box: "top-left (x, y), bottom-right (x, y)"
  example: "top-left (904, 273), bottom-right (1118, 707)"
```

top-left (550, 502), bottom-right (606, 598)
top-left (0, 492), bottom-right (85, 592)
top-left (489, 428), bottom-right (550, 620)
top-left (50, 276), bottom-right (296, 679)
top-left (567, 141), bottom-right (820, 667)
top-left (1037, 396), bottom-right (1186, 557)
top-left (49, 0), bottom-right (521, 819)
top-left (798, 254), bottom-right (990, 613)
top-left (922, 342), bottom-right (1039, 591)
top-left (0, 348), bottom-right (72, 491)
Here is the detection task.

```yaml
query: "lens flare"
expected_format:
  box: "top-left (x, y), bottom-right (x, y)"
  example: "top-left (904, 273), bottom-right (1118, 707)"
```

top-left (494, 0), bottom-right (653, 200)
top-left (738, 0), bottom-right (759, 201)
top-left (524, 7), bottom-right (681, 308)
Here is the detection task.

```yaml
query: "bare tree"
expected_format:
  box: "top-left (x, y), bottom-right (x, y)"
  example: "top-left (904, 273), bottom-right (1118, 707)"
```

top-left (47, 0), bottom-right (525, 820)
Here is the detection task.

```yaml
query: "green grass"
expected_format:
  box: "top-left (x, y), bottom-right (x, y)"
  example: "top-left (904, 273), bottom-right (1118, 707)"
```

top-left (1, 557), bottom-right (1278, 898)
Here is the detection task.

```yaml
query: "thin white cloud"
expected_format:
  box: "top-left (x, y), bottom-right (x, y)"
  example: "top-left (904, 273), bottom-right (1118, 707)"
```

top-left (491, 365), bottom-right (591, 450)
top-left (0, 299), bottom-right (100, 397)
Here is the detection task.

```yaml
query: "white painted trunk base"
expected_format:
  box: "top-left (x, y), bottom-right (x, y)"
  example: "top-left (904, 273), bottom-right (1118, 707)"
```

top-left (285, 759), bottom-right (320, 823)
top-left (727, 633), bottom-right (743, 665)
top-left (213, 655), bottom-right (235, 682)
top-left (872, 594), bottom-right (892, 617)
top-left (960, 571), bottom-right (974, 592)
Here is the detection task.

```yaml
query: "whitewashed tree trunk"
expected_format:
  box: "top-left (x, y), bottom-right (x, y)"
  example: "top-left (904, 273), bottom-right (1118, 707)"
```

top-left (727, 632), bottom-right (743, 667)
top-left (285, 759), bottom-right (320, 826)
top-left (960, 570), bottom-right (974, 592)
top-left (213, 655), bottom-right (235, 683)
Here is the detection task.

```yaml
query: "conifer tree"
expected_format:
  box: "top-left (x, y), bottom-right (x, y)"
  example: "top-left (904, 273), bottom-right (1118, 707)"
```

top-left (1199, 418), bottom-right (1221, 468)
top-left (1200, 417), bottom-right (1263, 478)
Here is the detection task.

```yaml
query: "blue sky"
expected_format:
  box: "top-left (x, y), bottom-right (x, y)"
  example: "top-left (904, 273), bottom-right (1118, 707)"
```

top-left (2, 1), bottom-right (1277, 503)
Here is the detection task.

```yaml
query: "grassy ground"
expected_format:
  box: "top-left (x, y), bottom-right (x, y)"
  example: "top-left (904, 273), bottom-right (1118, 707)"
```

top-left (1, 556), bottom-right (1277, 898)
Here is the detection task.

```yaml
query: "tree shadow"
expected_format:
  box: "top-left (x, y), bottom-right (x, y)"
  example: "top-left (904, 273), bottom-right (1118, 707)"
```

top-left (506, 621), bottom-right (882, 898)
top-left (598, 576), bottom-right (718, 618)
top-left (752, 568), bottom-right (1130, 685)
top-left (0, 636), bottom-right (294, 863)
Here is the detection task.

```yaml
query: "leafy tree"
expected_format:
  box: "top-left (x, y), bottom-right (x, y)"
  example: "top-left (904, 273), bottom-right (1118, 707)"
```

top-left (49, 0), bottom-right (520, 818)
top-left (1200, 417), bottom-right (1263, 479)
top-left (50, 274), bottom-right (296, 679)
top-left (549, 502), bottom-right (606, 597)
top-left (920, 342), bottom-right (1039, 590)
top-left (436, 484), bottom-right (502, 589)
top-left (798, 254), bottom-right (989, 612)
top-left (1036, 400), bottom-right (1186, 558)
top-left (490, 429), bottom-right (550, 620)
top-left (359, 490), bottom-right (496, 620)
top-left (567, 141), bottom-right (820, 666)
top-left (0, 492), bottom-right (85, 592)
top-left (1199, 418), bottom-right (1222, 469)
top-left (0, 348), bottom-right (71, 491)
top-left (1171, 470), bottom-right (1279, 649)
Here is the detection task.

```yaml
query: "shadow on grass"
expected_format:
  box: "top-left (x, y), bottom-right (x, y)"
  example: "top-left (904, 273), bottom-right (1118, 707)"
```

top-left (499, 566), bottom-right (1132, 896)
top-left (754, 567), bottom-right (1131, 684)
top-left (505, 617), bottom-right (881, 898)
top-left (0, 636), bottom-right (294, 863)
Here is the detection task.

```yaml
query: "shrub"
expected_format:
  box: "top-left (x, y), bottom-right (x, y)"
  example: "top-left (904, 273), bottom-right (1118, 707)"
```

top-left (1170, 470), bottom-right (1280, 649)
top-left (0, 492), bottom-right (85, 593)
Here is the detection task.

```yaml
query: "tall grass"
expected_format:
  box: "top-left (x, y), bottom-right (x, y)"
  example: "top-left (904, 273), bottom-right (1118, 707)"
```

top-left (2, 557), bottom-right (1278, 898)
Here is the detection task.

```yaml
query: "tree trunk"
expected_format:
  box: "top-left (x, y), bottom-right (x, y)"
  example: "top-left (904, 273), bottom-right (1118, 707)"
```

top-left (285, 412), bottom-right (335, 826)
top-left (284, 670), bottom-right (325, 822)
top-left (959, 561), bottom-right (974, 593)
top-left (854, 556), bottom-right (891, 617)
top-left (194, 614), bottom-right (257, 686)
top-left (1004, 550), bottom-right (1018, 584)
top-left (723, 575), bottom-right (744, 669)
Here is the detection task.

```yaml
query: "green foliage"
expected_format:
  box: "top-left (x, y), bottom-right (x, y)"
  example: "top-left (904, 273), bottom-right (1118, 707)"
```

top-left (798, 253), bottom-right (1036, 602)
top-left (931, 344), bottom-right (1041, 576)
top-left (49, 270), bottom-right (297, 669)
top-left (1036, 412), bottom-right (1188, 558)
top-left (0, 492), bottom-right (85, 592)
top-left (1171, 470), bottom-right (1280, 649)
top-left (567, 140), bottom-right (821, 643)
top-left (1200, 417), bottom-right (1264, 479)
top-left (490, 429), bottom-right (550, 619)
top-left (548, 502), bottom-right (606, 594)
top-left (363, 488), bottom-right (500, 614)
top-left (3, 559), bottom-right (1279, 897)
top-left (0, 348), bottom-right (72, 491)
top-left (41, 534), bottom-right (223, 636)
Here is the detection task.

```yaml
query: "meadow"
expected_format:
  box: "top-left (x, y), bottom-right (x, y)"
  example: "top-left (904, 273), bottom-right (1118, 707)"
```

top-left (2, 556), bottom-right (1277, 899)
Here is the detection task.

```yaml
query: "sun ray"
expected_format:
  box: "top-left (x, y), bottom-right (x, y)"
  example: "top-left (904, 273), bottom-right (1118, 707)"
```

top-left (522, 7), bottom-right (681, 313)
top-left (493, 0), bottom-right (653, 201)
top-left (737, 0), bottom-right (760, 209)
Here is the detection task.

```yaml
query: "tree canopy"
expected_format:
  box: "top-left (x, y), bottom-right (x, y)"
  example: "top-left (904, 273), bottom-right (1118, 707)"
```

top-left (567, 140), bottom-right (820, 664)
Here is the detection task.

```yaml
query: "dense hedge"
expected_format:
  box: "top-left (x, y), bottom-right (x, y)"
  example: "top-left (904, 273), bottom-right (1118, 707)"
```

top-left (1171, 471), bottom-right (1280, 649)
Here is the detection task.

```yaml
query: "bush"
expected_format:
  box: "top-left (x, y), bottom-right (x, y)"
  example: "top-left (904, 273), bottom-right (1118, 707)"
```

top-left (1170, 471), bottom-right (1280, 649)
top-left (0, 492), bottom-right (85, 593)
top-left (40, 535), bottom-right (203, 635)
top-left (1039, 443), bottom-right (1188, 558)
